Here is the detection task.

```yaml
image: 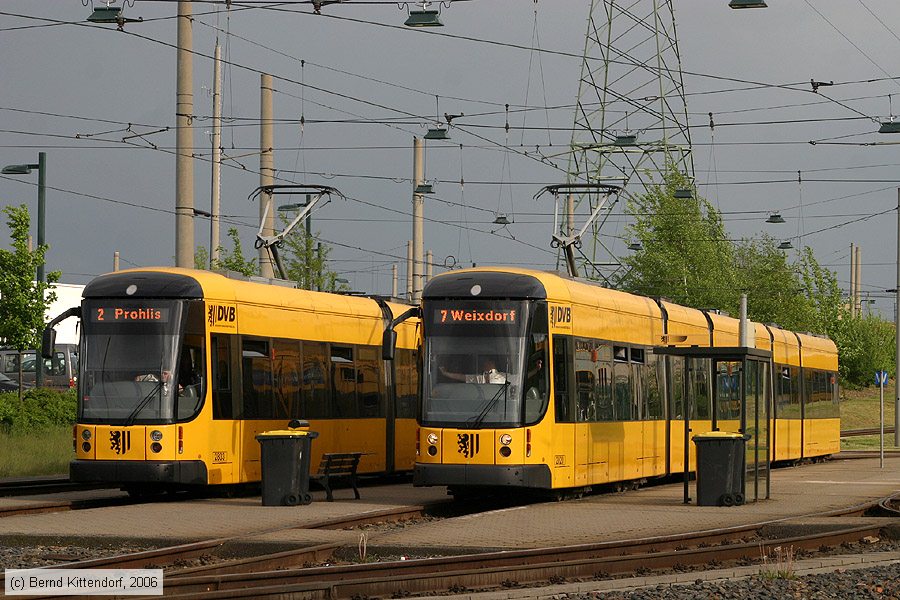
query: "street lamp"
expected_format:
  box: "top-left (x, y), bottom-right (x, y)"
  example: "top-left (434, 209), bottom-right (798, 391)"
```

top-left (2, 152), bottom-right (47, 388)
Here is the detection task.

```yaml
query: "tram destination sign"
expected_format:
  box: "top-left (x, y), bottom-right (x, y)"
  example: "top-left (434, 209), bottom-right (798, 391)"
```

top-left (432, 307), bottom-right (518, 325)
top-left (90, 306), bottom-right (171, 323)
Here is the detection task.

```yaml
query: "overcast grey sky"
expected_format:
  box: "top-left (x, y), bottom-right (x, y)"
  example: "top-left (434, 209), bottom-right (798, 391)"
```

top-left (3, 1), bottom-right (900, 316)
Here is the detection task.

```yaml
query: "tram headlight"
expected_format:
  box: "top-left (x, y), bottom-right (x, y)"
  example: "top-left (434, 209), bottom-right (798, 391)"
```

top-left (150, 430), bottom-right (163, 442)
top-left (81, 429), bottom-right (91, 441)
top-left (427, 433), bottom-right (439, 445)
top-left (427, 445), bottom-right (438, 456)
top-left (150, 442), bottom-right (163, 454)
top-left (499, 446), bottom-right (512, 458)
top-left (81, 442), bottom-right (91, 453)
top-left (499, 434), bottom-right (512, 446)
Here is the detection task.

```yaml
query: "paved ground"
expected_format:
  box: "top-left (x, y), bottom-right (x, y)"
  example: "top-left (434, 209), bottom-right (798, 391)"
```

top-left (0, 454), bottom-right (898, 553)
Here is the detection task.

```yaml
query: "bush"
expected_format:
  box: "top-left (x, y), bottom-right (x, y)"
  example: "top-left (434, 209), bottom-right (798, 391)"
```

top-left (0, 388), bottom-right (76, 433)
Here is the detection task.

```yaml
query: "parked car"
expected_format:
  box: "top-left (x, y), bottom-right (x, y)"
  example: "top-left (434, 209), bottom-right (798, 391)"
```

top-left (0, 344), bottom-right (78, 390)
top-left (0, 372), bottom-right (29, 392)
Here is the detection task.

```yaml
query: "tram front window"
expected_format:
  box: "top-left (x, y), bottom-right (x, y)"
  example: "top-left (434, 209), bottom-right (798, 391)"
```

top-left (423, 301), bottom-right (530, 428)
top-left (80, 300), bottom-right (206, 424)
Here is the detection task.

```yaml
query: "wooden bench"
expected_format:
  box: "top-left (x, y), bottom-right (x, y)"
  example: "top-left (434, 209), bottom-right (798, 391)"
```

top-left (312, 452), bottom-right (363, 501)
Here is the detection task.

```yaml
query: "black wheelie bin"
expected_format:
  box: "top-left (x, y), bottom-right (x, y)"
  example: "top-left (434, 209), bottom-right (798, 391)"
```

top-left (692, 431), bottom-right (748, 507)
top-left (256, 420), bottom-right (319, 506)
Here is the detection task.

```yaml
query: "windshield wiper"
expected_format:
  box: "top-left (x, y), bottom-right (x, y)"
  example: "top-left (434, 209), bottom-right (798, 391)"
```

top-left (468, 381), bottom-right (510, 429)
top-left (124, 381), bottom-right (162, 426)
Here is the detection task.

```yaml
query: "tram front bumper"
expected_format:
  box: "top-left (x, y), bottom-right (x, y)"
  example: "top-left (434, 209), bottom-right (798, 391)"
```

top-left (413, 463), bottom-right (551, 488)
top-left (70, 459), bottom-right (208, 485)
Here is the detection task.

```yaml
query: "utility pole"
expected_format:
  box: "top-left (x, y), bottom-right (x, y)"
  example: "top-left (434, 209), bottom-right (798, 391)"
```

top-left (392, 264), bottom-right (398, 299)
top-left (113, 251), bottom-right (120, 272)
top-left (406, 240), bottom-right (413, 302)
top-left (210, 41), bottom-right (222, 265)
top-left (412, 138), bottom-right (425, 302)
top-left (259, 73), bottom-right (275, 278)
top-left (855, 245), bottom-right (862, 316)
top-left (175, 0), bottom-right (195, 268)
top-left (895, 189), bottom-right (900, 446)
top-left (850, 243), bottom-right (856, 318)
top-left (427, 249), bottom-right (433, 282)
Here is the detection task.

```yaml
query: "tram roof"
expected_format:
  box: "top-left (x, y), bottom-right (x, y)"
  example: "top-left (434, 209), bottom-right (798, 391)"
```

top-left (83, 267), bottom-right (415, 321)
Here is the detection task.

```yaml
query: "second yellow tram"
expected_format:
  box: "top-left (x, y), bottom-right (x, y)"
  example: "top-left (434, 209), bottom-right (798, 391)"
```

top-left (414, 267), bottom-right (839, 495)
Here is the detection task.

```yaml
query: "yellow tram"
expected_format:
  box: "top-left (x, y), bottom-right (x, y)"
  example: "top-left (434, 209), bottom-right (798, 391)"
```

top-left (413, 267), bottom-right (839, 495)
top-left (44, 267), bottom-right (419, 492)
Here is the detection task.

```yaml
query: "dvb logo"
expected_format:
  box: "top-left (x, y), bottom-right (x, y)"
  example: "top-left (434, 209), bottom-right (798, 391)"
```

top-left (207, 304), bottom-right (237, 328)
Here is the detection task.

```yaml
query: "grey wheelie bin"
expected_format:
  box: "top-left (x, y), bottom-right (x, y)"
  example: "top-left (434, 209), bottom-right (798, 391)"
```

top-left (692, 432), bottom-right (748, 507)
top-left (256, 421), bottom-right (319, 506)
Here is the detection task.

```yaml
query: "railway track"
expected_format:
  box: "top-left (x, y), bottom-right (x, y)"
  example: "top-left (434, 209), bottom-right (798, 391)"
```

top-left (0, 475), bottom-right (113, 497)
top-left (155, 521), bottom-right (894, 599)
top-left (841, 427), bottom-right (897, 437)
top-left (14, 494), bottom-right (900, 599)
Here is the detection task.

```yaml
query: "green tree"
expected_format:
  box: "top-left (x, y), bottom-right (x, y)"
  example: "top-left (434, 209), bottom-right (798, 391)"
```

top-left (836, 313), bottom-right (895, 386)
top-left (733, 237), bottom-right (816, 331)
top-left (194, 228), bottom-right (257, 277)
top-left (279, 223), bottom-right (348, 292)
top-left (0, 205), bottom-right (60, 400)
top-left (619, 170), bottom-right (738, 312)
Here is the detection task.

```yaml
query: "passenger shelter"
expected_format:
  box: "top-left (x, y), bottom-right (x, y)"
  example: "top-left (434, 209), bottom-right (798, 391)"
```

top-left (653, 345), bottom-right (773, 505)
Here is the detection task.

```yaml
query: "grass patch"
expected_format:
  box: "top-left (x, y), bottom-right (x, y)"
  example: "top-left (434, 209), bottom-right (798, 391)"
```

top-left (0, 426), bottom-right (72, 478)
top-left (841, 382), bottom-right (900, 450)
top-left (841, 383), bottom-right (896, 431)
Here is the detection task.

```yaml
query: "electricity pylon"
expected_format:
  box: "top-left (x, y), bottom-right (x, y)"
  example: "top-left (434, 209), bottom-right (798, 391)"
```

top-left (565, 0), bottom-right (694, 284)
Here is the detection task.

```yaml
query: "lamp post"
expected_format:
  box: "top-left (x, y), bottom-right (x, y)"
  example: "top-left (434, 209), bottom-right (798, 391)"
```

top-left (2, 151), bottom-right (47, 388)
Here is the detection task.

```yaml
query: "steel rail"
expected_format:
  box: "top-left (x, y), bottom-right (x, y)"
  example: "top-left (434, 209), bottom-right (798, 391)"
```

top-left (841, 427), bottom-right (897, 437)
top-left (0, 476), bottom-right (113, 497)
top-left (154, 521), bottom-right (892, 599)
top-left (0, 502), bottom-right (443, 591)
top-left (142, 494), bottom-right (887, 593)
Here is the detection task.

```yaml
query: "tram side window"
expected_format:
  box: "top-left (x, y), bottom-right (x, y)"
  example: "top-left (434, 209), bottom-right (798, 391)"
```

top-left (395, 348), bottom-right (418, 419)
top-left (574, 338), bottom-right (597, 422)
top-left (613, 346), bottom-right (634, 421)
top-left (274, 339), bottom-right (302, 419)
top-left (789, 367), bottom-right (801, 415)
top-left (524, 329), bottom-right (550, 424)
top-left (595, 344), bottom-right (614, 421)
top-left (644, 352), bottom-right (664, 420)
top-left (303, 341), bottom-right (329, 418)
top-left (331, 345), bottom-right (357, 418)
top-left (242, 338), bottom-right (274, 419)
top-left (553, 335), bottom-right (573, 423)
top-left (805, 369), bottom-right (839, 419)
top-left (357, 346), bottom-right (384, 418)
top-left (212, 334), bottom-right (234, 420)
top-left (775, 365), bottom-right (791, 418)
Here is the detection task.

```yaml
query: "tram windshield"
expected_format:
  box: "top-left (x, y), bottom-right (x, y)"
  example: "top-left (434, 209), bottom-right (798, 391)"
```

top-left (423, 300), bottom-right (549, 428)
top-left (79, 299), bottom-right (206, 425)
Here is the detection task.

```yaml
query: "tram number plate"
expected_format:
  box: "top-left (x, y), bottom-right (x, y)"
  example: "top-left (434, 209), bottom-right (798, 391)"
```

top-left (212, 451), bottom-right (228, 463)
top-left (554, 455), bottom-right (567, 467)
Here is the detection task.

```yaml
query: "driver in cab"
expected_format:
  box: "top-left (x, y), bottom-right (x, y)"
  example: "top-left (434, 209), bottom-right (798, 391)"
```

top-left (440, 358), bottom-right (507, 384)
